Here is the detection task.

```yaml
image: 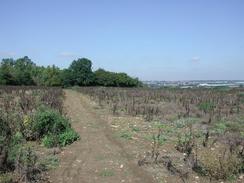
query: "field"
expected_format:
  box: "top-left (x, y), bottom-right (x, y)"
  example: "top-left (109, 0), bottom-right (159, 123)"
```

top-left (1, 1), bottom-right (243, 182)
top-left (77, 87), bottom-right (244, 183)
top-left (0, 86), bottom-right (244, 183)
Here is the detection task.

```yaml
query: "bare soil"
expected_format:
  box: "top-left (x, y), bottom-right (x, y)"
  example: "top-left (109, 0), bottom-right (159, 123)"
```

top-left (49, 90), bottom-right (156, 183)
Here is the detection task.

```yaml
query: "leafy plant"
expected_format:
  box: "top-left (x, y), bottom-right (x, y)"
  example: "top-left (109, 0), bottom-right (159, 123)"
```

top-left (131, 126), bottom-right (140, 132)
top-left (120, 131), bottom-right (133, 140)
top-left (58, 129), bottom-right (80, 147)
top-left (42, 135), bottom-right (58, 148)
top-left (213, 121), bottom-right (227, 134)
top-left (7, 132), bottom-right (25, 165)
top-left (16, 147), bottom-right (42, 183)
top-left (33, 106), bottom-right (70, 138)
top-left (176, 129), bottom-right (195, 156)
top-left (198, 102), bottom-right (215, 114)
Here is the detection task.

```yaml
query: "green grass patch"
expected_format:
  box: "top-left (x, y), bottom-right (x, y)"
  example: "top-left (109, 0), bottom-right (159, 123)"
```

top-left (99, 169), bottom-right (114, 177)
top-left (120, 131), bottom-right (133, 140)
top-left (144, 134), bottom-right (168, 145)
top-left (131, 126), bottom-right (140, 132)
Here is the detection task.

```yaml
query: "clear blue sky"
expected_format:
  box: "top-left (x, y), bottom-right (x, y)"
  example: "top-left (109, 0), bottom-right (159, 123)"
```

top-left (0, 0), bottom-right (243, 80)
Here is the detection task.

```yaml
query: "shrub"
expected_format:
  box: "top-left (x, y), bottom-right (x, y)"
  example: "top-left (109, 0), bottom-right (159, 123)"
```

top-left (58, 129), bottom-right (80, 147)
top-left (42, 135), bottom-right (58, 148)
top-left (0, 116), bottom-right (11, 139)
top-left (213, 121), bottom-right (227, 135)
top-left (199, 149), bottom-right (242, 180)
top-left (11, 132), bottom-right (24, 145)
top-left (33, 106), bottom-right (79, 148)
top-left (175, 118), bottom-right (199, 129)
top-left (15, 147), bottom-right (42, 182)
top-left (212, 120), bottom-right (244, 135)
top-left (0, 173), bottom-right (13, 183)
top-left (42, 129), bottom-right (80, 148)
top-left (7, 132), bottom-right (25, 165)
top-left (176, 130), bottom-right (194, 156)
top-left (22, 115), bottom-right (35, 140)
top-left (198, 102), bottom-right (215, 114)
top-left (33, 106), bottom-right (70, 138)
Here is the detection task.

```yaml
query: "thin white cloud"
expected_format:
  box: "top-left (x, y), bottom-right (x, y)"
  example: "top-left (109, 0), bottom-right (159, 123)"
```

top-left (59, 52), bottom-right (76, 58)
top-left (0, 51), bottom-right (15, 57)
top-left (191, 56), bottom-right (200, 63)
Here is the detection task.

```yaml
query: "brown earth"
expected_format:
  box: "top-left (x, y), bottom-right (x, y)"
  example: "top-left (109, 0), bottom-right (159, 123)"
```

top-left (49, 90), bottom-right (156, 183)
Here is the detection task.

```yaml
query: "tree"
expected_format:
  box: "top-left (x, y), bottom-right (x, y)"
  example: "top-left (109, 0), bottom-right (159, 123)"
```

top-left (94, 69), bottom-right (115, 86)
top-left (14, 56), bottom-right (35, 85)
top-left (0, 56), bottom-right (142, 87)
top-left (31, 66), bottom-right (46, 86)
top-left (94, 68), bottom-right (142, 87)
top-left (68, 58), bottom-right (95, 86)
top-left (41, 66), bottom-right (62, 86)
top-left (61, 69), bottom-right (74, 87)
top-left (0, 58), bottom-right (16, 85)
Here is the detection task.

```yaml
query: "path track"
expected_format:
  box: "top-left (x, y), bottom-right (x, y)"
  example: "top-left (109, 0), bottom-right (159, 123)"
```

top-left (49, 90), bottom-right (155, 183)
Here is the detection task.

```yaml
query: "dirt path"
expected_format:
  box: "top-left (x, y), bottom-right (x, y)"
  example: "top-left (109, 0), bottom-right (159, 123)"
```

top-left (49, 90), bottom-right (156, 183)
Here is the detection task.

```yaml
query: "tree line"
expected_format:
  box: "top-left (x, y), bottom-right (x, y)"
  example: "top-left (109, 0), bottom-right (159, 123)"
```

top-left (0, 56), bottom-right (142, 87)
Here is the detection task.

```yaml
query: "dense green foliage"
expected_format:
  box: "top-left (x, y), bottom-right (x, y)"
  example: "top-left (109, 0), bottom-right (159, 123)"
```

top-left (94, 69), bottom-right (141, 87)
top-left (0, 57), bottom-right (35, 85)
top-left (58, 128), bottom-right (80, 147)
top-left (33, 106), bottom-right (71, 138)
top-left (0, 56), bottom-right (141, 87)
top-left (34, 106), bottom-right (79, 148)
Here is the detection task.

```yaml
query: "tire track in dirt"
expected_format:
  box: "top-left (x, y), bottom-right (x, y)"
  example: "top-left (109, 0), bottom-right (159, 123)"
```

top-left (49, 90), bottom-right (156, 183)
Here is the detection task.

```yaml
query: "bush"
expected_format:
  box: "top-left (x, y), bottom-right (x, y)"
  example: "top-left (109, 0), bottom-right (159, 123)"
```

top-left (7, 132), bottom-right (25, 165)
top-left (0, 115), bottom-right (11, 139)
top-left (42, 129), bottom-right (80, 148)
top-left (213, 121), bottom-right (227, 135)
top-left (33, 106), bottom-right (79, 148)
top-left (11, 132), bottom-right (24, 145)
top-left (15, 147), bottom-right (42, 182)
top-left (58, 129), bottom-right (80, 147)
top-left (198, 102), bottom-right (215, 114)
top-left (0, 173), bottom-right (13, 183)
top-left (42, 135), bottom-right (58, 148)
top-left (199, 149), bottom-right (242, 180)
top-left (22, 115), bottom-right (35, 140)
top-left (176, 130), bottom-right (194, 156)
top-left (33, 106), bottom-right (70, 138)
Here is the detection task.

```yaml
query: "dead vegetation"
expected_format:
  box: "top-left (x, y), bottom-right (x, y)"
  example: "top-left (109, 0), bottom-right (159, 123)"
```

top-left (78, 87), bottom-right (244, 182)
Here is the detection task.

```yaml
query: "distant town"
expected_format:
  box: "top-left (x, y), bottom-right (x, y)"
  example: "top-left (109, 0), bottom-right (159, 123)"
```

top-left (143, 80), bottom-right (244, 88)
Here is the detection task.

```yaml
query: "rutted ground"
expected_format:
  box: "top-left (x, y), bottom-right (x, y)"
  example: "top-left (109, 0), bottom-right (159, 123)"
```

top-left (49, 90), bottom-right (155, 183)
